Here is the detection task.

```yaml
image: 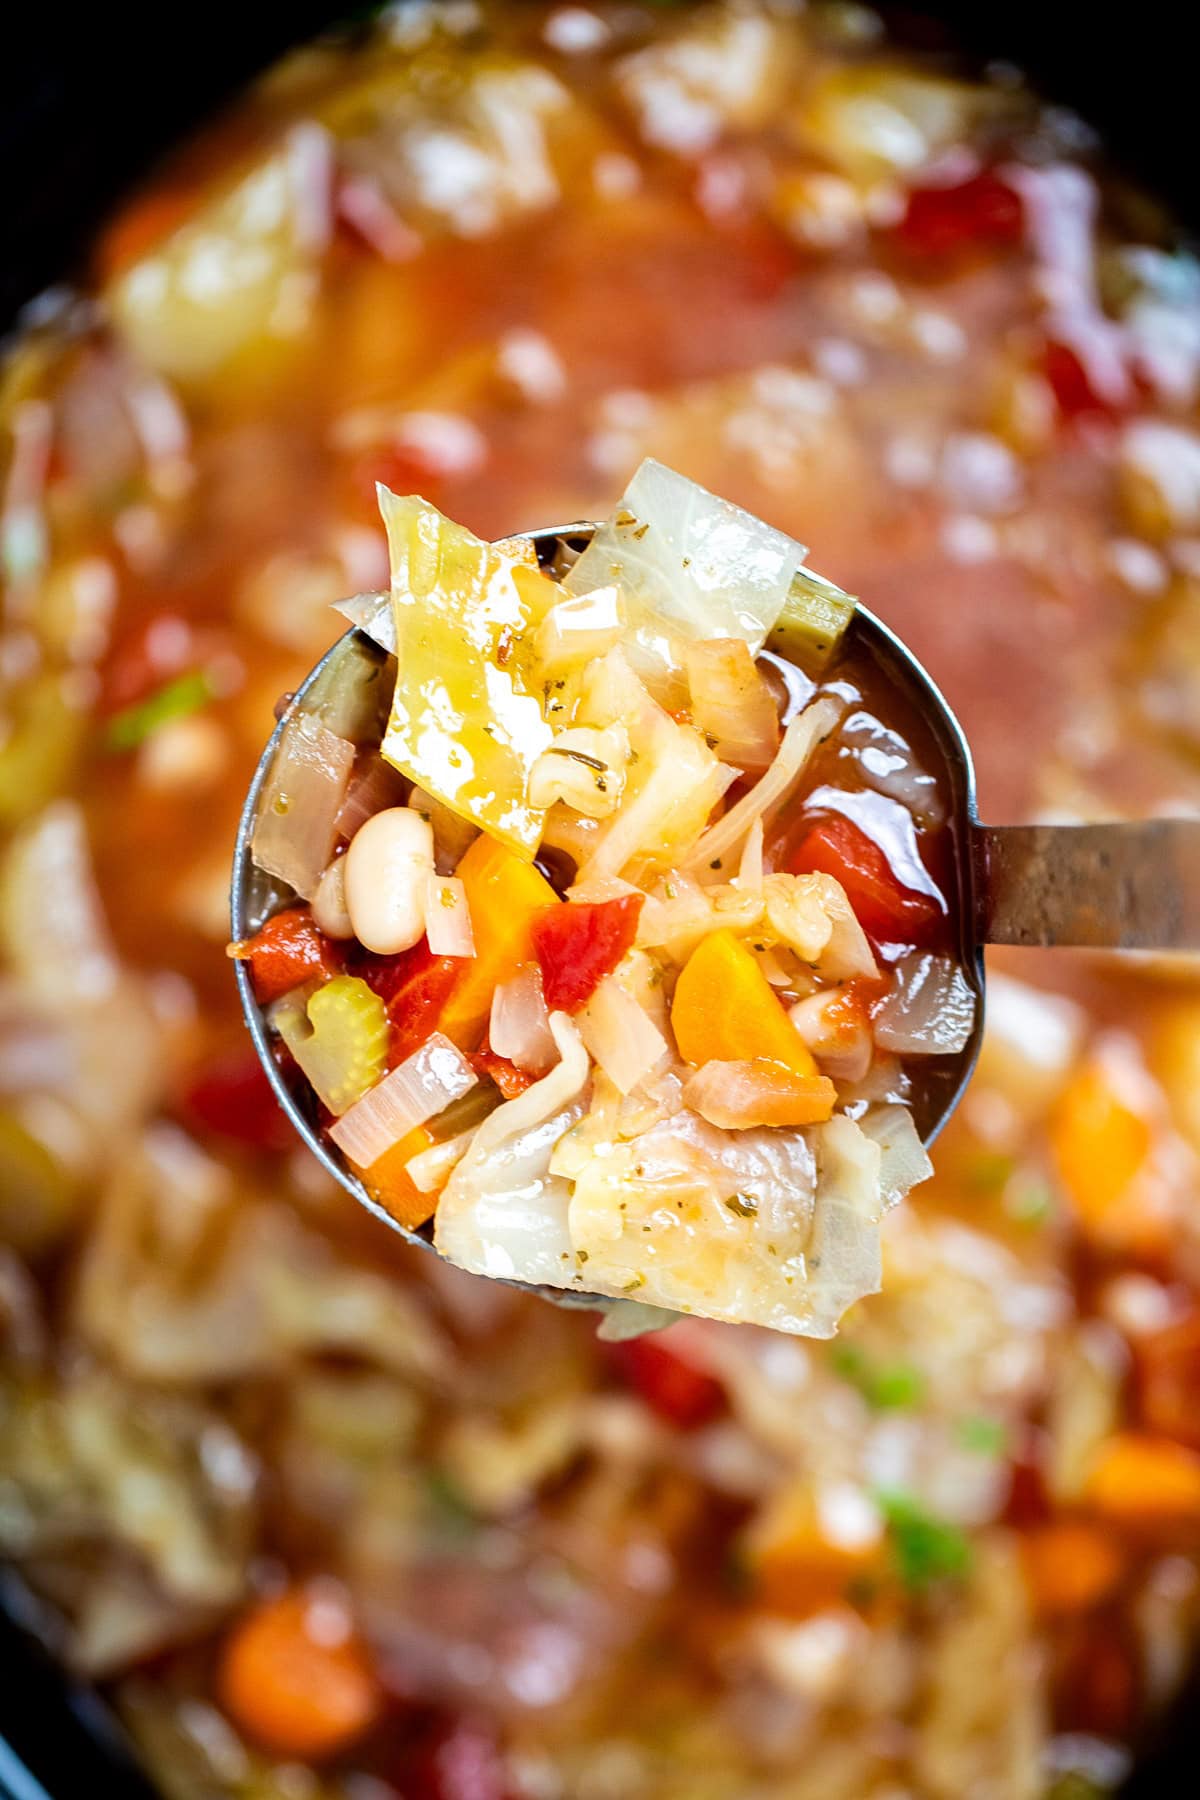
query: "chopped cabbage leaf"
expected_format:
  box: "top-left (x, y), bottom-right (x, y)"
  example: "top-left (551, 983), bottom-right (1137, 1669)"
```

top-left (379, 488), bottom-right (560, 857)
top-left (434, 1013), bottom-right (592, 1285)
top-left (562, 459), bottom-right (807, 703)
top-left (804, 1113), bottom-right (885, 1336)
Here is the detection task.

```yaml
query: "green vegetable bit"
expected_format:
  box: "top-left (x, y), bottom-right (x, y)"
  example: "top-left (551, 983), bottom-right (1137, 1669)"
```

top-left (105, 670), bottom-right (216, 752)
top-left (956, 1414), bottom-right (1008, 1456)
top-left (833, 1343), bottom-right (925, 1410)
top-left (876, 1488), bottom-right (972, 1593)
top-left (273, 975), bottom-right (389, 1116)
top-left (771, 565), bottom-right (856, 667)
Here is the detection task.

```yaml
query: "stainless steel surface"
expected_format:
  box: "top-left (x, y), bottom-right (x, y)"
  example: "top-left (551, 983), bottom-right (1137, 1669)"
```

top-left (976, 819), bottom-right (1200, 950)
top-left (231, 518), bottom-right (1198, 1275)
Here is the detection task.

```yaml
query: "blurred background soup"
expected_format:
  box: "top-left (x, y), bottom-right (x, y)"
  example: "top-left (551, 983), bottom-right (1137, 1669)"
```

top-left (4, 4), bottom-right (1200, 1796)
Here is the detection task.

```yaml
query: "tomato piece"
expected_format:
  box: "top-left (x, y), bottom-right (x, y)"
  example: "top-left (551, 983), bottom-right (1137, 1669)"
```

top-left (241, 907), bottom-right (341, 1005)
top-left (1043, 336), bottom-right (1137, 421)
top-left (1137, 1306), bottom-right (1200, 1451)
top-left (894, 170), bottom-right (1023, 259)
top-left (470, 1045), bottom-right (534, 1100)
top-left (531, 894), bottom-right (645, 1013)
top-left (98, 613), bottom-right (200, 716)
top-left (354, 939), bottom-right (466, 1064)
top-left (1054, 1611), bottom-right (1140, 1738)
top-left (177, 1045), bottom-right (292, 1152)
top-left (1001, 1428), bottom-right (1053, 1530)
top-left (399, 1715), bottom-right (513, 1800)
top-left (787, 814), bottom-right (942, 946)
top-left (607, 1332), bottom-right (725, 1430)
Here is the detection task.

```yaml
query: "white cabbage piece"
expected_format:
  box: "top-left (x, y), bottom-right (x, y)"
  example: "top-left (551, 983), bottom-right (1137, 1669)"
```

top-left (856, 1102), bottom-right (932, 1209)
top-left (804, 1113), bottom-right (885, 1337)
top-left (566, 1109), bottom-right (820, 1329)
top-left (572, 649), bottom-right (728, 881)
top-left (563, 459), bottom-right (807, 704)
top-left (434, 1013), bottom-right (592, 1287)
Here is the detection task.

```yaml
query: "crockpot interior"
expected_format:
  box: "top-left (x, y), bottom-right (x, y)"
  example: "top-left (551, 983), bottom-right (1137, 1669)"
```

top-left (1, 4), bottom-right (1198, 1796)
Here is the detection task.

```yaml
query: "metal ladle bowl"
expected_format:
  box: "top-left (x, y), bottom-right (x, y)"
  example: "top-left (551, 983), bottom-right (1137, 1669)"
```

top-left (231, 522), bottom-right (1200, 1303)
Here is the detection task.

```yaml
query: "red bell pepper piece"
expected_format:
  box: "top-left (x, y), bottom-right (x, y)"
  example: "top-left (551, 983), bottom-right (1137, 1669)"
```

top-left (531, 894), bottom-right (644, 1013)
top-left (241, 907), bottom-right (341, 1004)
top-left (787, 813), bottom-right (942, 946)
top-left (607, 1332), bottom-right (725, 1430)
top-left (354, 939), bottom-right (466, 1064)
top-left (893, 169), bottom-right (1023, 259)
top-left (178, 1045), bottom-right (293, 1152)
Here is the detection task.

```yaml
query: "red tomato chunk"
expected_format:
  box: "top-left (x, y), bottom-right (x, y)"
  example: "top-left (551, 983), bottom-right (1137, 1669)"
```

top-left (894, 170), bottom-right (1023, 259)
top-left (788, 814), bottom-right (942, 946)
top-left (354, 940), bottom-right (466, 1063)
top-left (178, 1045), bottom-right (293, 1153)
top-left (531, 894), bottom-right (644, 1012)
top-left (242, 907), bottom-right (341, 1004)
top-left (607, 1333), bottom-right (726, 1430)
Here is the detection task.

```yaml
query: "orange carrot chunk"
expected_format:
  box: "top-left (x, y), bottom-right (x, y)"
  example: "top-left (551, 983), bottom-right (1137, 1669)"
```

top-left (1083, 1432), bottom-right (1200, 1534)
top-left (217, 1585), bottom-right (381, 1761)
top-left (671, 929), bottom-right (819, 1078)
top-left (1021, 1520), bottom-right (1123, 1619)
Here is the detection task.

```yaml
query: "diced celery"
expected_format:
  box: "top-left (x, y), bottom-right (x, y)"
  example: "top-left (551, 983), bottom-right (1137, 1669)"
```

top-left (274, 974), bottom-right (389, 1116)
top-left (768, 566), bottom-right (856, 668)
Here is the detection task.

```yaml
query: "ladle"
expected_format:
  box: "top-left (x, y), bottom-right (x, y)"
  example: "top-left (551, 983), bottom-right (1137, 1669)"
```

top-left (230, 522), bottom-right (1200, 1307)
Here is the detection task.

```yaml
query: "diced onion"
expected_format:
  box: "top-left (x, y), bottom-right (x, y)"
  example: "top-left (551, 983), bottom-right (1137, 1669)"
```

top-left (576, 974), bottom-right (668, 1095)
top-left (253, 712), bottom-right (355, 900)
top-left (408, 783), bottom-right (480, 873)
top-left (329, 1032), bottom-right (477, 1169)
top-left (335, 751), bottom-right (407, 841)
top-left (535, 587), bottom-right (625, 674)
top-left (490, 965), bottom-right (557, 1074)
top-left (685, 638), bottom-right (780, 771)
top-left (856, 1103), bottom-right (932, 1208)
top-left (425, 875), bottom-right (475, 958)
top-left (789, 985), bottom-right (873, 1081)
top-left (684, 697), bottom-right (841, 874)
top-left (736, 816), bottom-right (764, 894)
top-left (873, 951), bottom-right (977, 1055)
top-left (405, 1129), bottom-right (476, 1194)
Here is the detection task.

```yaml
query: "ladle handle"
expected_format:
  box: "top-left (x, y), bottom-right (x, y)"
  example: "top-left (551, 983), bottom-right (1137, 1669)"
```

top-left (974, 820), bottom-right (1200, 950)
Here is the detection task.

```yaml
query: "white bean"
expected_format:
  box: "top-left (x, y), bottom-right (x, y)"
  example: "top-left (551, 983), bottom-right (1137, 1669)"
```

top-left (312, 855), bottom-right (355, 939)
top-left (344, 806), bottom-right (435, 954)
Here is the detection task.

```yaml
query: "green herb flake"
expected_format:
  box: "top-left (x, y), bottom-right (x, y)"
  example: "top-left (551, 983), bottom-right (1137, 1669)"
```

top-left (1005, 1176), bottom-right (1056, 1227)
top-left (833, 1344), bottom-right (925, 1411)
top-left (876, 1488), bottom-right (972, 1593)
top-left (424, 1467), bottom-right (478, 1542)
top-left (104, 669), bottom-right (216, 752)
top-left (956, 1415), bottom-right (1009, 1457)
top-left (963, 1150), bottom-right (1016, 1195)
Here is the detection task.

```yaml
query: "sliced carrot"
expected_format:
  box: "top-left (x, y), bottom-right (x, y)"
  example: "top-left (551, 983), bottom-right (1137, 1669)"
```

top-left (671, 929), bottom-right (819, 1078)
top-left (683, 1057), bottom-right (835, 1128)
top-left (1050, 1057), bottom-right (1159, 1251)
top-left (217, 1585), bottom-right (380, 1761)
top-left (437, 835), bottom-right (558, 1050)
top-left (1083, 1432), bottom-right (1200, 1533)
top-left (1021, 1520), bottom-right (1123, 1619)
top-left (743, 1481), bottom-right (890, 1619)
top-left (357, 1125), bottom-right (438, 1232)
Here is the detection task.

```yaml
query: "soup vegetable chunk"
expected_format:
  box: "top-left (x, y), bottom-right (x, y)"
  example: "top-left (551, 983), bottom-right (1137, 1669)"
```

top-left (6, 3), bottom-right (1200, 1798)
top-left (238, 460), bottom-right (971, 1332)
